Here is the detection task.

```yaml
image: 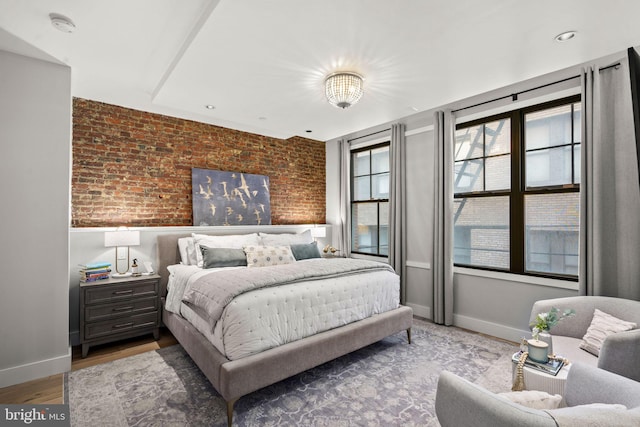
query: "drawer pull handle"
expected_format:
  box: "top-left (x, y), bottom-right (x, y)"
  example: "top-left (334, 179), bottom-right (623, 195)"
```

top-left (113, 322), bottom-right (134, 329)
top-left (112, 306), bottom-right (134, 312)
top-left (113, 290), bottom-right (134, 295)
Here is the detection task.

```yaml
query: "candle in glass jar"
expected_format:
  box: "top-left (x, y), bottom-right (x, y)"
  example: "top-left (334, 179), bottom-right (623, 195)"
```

top-left (527, 339), bottom-right (549, 363)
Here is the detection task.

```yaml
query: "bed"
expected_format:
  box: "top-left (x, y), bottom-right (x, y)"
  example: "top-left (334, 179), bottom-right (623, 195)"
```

top-left (157, 231), bottom-right (413, 427)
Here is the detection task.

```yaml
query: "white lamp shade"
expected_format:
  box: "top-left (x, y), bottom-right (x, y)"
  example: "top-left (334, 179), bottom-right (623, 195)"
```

top-left (105, 230), bottom-right (140, 247)
top-left (310, 227), bottom-right (326, 238)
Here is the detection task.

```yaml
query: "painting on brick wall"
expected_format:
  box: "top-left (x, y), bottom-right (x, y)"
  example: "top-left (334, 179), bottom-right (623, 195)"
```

top-left (192, 168), bottom-right (271, 226)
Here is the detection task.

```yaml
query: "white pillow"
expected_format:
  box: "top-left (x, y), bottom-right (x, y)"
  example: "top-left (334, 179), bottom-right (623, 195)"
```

top-left (244, 245), bottom-right (295, 268)
top-left (177, 237), bottom-right (198, 265)
top-left (259, 230), bottom-right (313, 246)
top-left (498, 390), bottom-right (563, 410)
top-left (192, 233), bottom-right (261, 268)
top-left (580, 309), bottom-right (637, 356)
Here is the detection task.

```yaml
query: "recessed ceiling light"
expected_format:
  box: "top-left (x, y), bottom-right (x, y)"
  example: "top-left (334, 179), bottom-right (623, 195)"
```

top-left (205, 105), bottom-right (215, 110)
top-left (258, 117), bottom-right (267, 121)
top-left (554, 31), bottom-right (577, 42)
top-left (49, 13), bottom-right (76, 33)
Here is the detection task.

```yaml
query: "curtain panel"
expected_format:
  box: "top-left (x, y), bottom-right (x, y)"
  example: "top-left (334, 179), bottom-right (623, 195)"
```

top-left (579, 58), bottom-right (640, 300)
top-left (389, 123), bottom-right (407, 303)
top-left (433, 110), bottom-right (455, 325)
top-left (338, 139), bottom-right (352, 257)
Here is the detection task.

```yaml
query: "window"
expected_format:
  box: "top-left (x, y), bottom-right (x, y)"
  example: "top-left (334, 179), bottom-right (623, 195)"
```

top-left (351, 144), bottom-right (389, 256)
top-left (454, 96), bottom-right (581, 279)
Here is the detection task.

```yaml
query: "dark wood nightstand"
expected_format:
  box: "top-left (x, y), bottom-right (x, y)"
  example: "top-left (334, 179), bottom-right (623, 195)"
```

top-left (79, 274), bottom-right (161, 358)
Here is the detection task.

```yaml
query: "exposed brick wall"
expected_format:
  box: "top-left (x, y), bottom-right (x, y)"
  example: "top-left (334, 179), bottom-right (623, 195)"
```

top-left (72, 98), bottom-right (326, 227)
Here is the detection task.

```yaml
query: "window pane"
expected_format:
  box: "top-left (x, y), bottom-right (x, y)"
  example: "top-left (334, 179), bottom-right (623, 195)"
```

top-left (574, 144), bottom-right (581, 184)
top-left (525, 193), bottom-right (579, 275)
top-left (371, 146), bottom-right (389, 174)
top-left (372, 173), bottom-right (389, 199)
top-left (485, 154), bottom-right (511, 191)
top-left (525, 105), bottom-right (572, 150)
top-left (454, 159), bottom-right (483, 193)
top-left (352, 203), bottom-right (378, 254)
top-left (353, 151), bottom-right (370, 176)
top-left (573, 103), bottom-right (582, 143)
top-left (455, 125), bottom-right (483, 160)
top-left (485, 119), bottom-right (511, 156)
top-left (526, 146), bottom-right (572, 187)
top-left (353, 176), bottom-right (370, 201)
top-left (453, 196), bottom-right (510, 269)
top-left (379, 202), bottom-right (389, 256)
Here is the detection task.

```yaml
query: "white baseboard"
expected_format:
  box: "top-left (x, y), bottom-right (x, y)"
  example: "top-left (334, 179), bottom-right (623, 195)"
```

top-left (406, 303), bottom-right (431, 320)
top-left (453, 314), bottom-right (529, 344)
top-left (0, 347), bottom-right (72, 388)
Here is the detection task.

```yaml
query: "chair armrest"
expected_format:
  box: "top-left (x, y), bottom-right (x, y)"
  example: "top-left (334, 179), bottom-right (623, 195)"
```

top-left (435, 371), bottom-right (556, 427)
top-left (598, 329), bottom-right (640, 382)
top-left (564, 362), bottom-right (640, 408)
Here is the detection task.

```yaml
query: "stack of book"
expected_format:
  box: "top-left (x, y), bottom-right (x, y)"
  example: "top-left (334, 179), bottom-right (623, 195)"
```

top-left (79, 262), bottom-right (112, 282)
top-left (511, 350), bottom-right (565, 376)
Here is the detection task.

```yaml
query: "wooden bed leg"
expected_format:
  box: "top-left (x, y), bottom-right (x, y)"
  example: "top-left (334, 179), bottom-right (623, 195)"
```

top-left (407, 327), bottom-right (412, 344)
top-left (226, 398), bottom-right (238, 427)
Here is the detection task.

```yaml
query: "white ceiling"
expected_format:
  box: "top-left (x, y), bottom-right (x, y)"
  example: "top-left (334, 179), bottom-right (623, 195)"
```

top-left (1, 0), bottom-right (640, 141)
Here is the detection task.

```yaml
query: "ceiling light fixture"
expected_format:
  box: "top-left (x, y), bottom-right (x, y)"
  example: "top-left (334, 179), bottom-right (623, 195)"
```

top-left (325, 72), bottom-right (364, 109)
top-left (205, 105), bottom-right (215, 109)
top-left (554, 31), bottom-right (577, 42)
top-left (49, 13), bottom-right (76, 33)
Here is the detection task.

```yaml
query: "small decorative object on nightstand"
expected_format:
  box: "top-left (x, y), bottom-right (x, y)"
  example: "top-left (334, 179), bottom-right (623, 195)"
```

top-left (79, 274), bottom-right (161, 358)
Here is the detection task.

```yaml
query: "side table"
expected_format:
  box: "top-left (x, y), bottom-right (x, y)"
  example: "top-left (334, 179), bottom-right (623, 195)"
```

top-left (512, 361), bottom-right (571, 405)
top-left (79, 274), bottom-right (161, 357)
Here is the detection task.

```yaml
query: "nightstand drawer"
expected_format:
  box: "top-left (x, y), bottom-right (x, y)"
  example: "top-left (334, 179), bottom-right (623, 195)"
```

top-left (84, 280), bottom-right (158, 305)
top-left (84, 311), bottom-right (159, 340)
top-left (84, 296), bottom-right (158, 322)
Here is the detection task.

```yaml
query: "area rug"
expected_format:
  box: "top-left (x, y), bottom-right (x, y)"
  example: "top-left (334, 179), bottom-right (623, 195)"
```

top-left (65, 320), bottom-right (516, 426)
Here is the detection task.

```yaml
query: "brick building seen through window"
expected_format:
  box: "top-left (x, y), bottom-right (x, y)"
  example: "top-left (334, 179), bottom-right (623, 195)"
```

top-left (454, 96), bottom-right (581, 279)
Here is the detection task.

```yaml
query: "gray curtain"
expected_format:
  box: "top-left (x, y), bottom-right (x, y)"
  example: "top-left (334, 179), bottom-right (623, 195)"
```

top-left (337, 139), bottom-right (352, 257)
top-left (580, 59), bottom-right (640, 300)
top-left (433, 110), bottom-right (455, 324)
top-left (389, 123), bottom-right (406, 303)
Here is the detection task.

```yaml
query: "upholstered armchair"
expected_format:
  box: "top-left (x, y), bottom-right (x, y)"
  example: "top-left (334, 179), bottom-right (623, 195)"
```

top-left (529, 296), bottom-right (640, 381)
top-left (435, 363), bottom-right (640, 427)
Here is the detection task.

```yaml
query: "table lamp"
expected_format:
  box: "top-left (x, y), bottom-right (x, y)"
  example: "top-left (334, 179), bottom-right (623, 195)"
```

top-left (104, 227), bottom-right (140, 277)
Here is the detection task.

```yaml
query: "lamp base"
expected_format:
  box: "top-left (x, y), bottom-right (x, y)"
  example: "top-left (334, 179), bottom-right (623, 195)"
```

top-left (111, 272), bottom-right (132, 278)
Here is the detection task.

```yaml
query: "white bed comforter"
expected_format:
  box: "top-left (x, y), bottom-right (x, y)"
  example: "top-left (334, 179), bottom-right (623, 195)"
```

top-left (166, 258), bottom-right (400, 360)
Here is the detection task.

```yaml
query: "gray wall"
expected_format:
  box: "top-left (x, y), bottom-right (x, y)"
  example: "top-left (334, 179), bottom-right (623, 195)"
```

top-left (0, 51), bottom-right (71, 387)
top-left (325, 49), bottom-right (631, 343)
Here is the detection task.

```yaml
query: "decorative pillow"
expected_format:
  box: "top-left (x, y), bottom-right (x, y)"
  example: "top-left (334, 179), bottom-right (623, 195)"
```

top-left (244, 245), bottom-right (295, 268)
top-left (497, 390), bottom-right (563, 410)
top-left (192, 233), bottom-right (261, 268)
top-left (200, 246), bottom-right (247, 269)
top-left (290, 242), bottom-right (322, 261)
top-left (579, 309), bottom-right (637, 356)
top-left (177, 237), bottom-right (198, 265)
top-left (259, 230), bottom-right (313, 246)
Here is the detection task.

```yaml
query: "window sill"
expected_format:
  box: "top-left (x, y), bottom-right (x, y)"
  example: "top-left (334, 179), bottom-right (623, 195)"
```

top-left (454, 266), bottom-right (579, 291)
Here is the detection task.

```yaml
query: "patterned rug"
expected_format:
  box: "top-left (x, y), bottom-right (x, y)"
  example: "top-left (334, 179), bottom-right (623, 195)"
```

top-left (65, 320), bottom-right (516, 426)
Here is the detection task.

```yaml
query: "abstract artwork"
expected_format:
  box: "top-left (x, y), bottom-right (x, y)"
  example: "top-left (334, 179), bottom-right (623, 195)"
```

top-left (192, 168), bottom-right (271, 226)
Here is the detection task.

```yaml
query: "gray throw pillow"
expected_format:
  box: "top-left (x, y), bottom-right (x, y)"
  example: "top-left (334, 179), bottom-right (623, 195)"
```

top-left (290, 242), bottom-right (322, 261)
top-left (200, 246), bottom-right (247, 268)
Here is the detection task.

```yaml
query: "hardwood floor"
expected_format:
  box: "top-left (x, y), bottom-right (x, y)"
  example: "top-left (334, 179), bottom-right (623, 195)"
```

top-left (0, 329), bottom-right (177, 405)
